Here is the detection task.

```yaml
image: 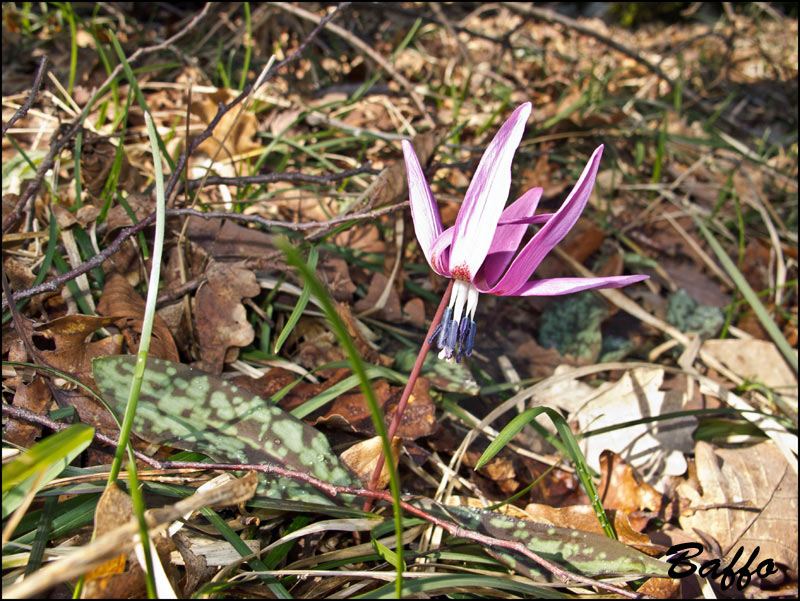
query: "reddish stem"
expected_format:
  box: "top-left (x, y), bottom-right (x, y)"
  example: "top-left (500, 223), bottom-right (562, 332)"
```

top-left (362, 279), bottom-right (454, 512)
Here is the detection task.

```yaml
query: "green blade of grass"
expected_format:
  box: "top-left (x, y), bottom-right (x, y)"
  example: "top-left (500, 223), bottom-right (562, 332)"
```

top-left (281, 239), bottom-right (405, 598)
top-left (692, 212), bottom-right (797, 373)
top-left (475, 407), bottom-right (615, 540)
top-left (274, 247), bottom-right (318, 354)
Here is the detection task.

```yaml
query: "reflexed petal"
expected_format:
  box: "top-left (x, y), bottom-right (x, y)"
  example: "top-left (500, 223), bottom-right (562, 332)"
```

top-left (448, 102), bottom-right (531, 280)
top-left (508, 274), bottom-right (649, 297)
top-left (484, 145), bottom-right (604, 295)
top-left (403, 139), bottom-right (443, 272)
top-left (429, 227), bottom-right (454, 277)
top-left (478, 187), bottom-right (542, 288)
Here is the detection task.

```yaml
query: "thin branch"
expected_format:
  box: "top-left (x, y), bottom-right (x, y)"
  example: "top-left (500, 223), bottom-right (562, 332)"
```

top-left (2, 404), bottom-right (162, 468)
top-left (183, 163), bottom-right (379, 189)
top-left (2, 56), bottom-right (48, 136)
top-left (2, 202), bottom-right (408, 311)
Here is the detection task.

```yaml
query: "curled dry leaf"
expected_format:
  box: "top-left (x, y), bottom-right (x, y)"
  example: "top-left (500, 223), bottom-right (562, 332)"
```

top-left (7, 376), bottom-right (52, 447)
top-left (83, 483), bottom-right (142, 599)
top-left (314, 377), bottom-right (436, 440)
top-left (339, 435), bottom-right (402, 489)
top-left (34, 314), bottom-right (123, 388)
top-left (522, 503), bottom-right (665, 556)
top-left (598, 450), bottom-right (664, 529)
top-left (96, 273), bottom-right (179, 362)
top-left (193, 260), bottom-right (260, 373)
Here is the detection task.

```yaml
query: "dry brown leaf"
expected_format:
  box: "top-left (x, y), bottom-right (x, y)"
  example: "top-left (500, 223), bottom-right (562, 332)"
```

top-left (314, 377), bottom-right (436, 440)
top-left (96, 273), bottom-right (179, 362)
top-left (193, 261), bottom-right (260, 373)
top-left (598, 450), bottom-right (664, 530)
top-left (677, 441), bottom-right (798, 572)
top-left (189, 89), bottom-right (262, 157)
top-left (522, 503), bottom-right (663, 556)
top-left (318, 253), bottom-right (356, 302)
top-left (403, 298), bottom-right (426, 329)
top-left (333, 223), bottom-right (386, 254)
top-left (77, 131), bottom-right (143, 201)
top-left (105, 193), bottom-right (154, 232)
top-left (635, 575), bottom-right (682, 599)
top-left (34, 314), bottom-right (123, 388)
top-left (353, 272), bottom-right (403, 322)
top-left (4, 256), bottom-right (36, 290)
top-left (83, 483), bottom-right (142, 599)
top-left (6, 376), bottom-right (52, 447)
top-left (185, 218), bottom-right (274, 260)
top-left (339, 436), bottom-right (402, 489)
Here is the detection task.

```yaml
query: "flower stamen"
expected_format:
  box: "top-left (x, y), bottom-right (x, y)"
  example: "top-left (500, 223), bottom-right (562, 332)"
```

top-left (432, 280), bottom-right (480, 362)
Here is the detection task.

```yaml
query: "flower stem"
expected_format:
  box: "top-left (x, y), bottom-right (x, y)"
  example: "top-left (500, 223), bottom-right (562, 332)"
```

top-left (363, 278), bottom-right (454, 511)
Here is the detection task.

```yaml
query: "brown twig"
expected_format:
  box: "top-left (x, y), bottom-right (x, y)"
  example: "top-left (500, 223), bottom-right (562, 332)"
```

top-left (2, 403), bottom-right (162, 468)
top-left (2, 56), bottom-right (48, 137)
top-left (2, 202), bottom-right (408, 311)
top-left (183, 164), bottom-right (379, 189)
top-left (2, 402), bottom-right (647, 599)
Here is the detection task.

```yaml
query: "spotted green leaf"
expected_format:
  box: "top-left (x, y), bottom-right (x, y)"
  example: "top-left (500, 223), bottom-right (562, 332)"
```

top-left (92, 355), bottom-right (359, 506)
top-left (416, 499), bottom-right (670, 581)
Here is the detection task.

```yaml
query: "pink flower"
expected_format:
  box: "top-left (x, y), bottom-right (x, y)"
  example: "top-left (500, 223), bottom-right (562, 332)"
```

top-left (403, 102), bottom-right (649, 362)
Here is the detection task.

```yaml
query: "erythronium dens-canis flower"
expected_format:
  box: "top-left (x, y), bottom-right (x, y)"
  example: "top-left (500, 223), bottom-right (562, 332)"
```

top-left (402, 102), bottom-right (649, 362)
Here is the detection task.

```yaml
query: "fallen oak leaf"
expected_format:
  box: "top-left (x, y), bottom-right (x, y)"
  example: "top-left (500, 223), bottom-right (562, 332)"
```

top-left (34, 314), bottom-right (123, 388)
top-left (193, 260), bottom-right (260, 374)
top-left (97, 273), bottom-right (178, 362)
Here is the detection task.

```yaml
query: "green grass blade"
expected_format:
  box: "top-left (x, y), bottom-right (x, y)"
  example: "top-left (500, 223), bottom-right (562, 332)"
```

top-left (274, 247), bottom-right (318, 354)
top-left (281, 239), bottom-right (405, 598)
top-left (692, 212), bottom-right (798, 373)
top-left (475, 407), bottom-right (615, 539)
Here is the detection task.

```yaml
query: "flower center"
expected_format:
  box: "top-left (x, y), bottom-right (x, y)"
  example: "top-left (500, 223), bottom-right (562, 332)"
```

top-left (429, 280), bottom-right (479, 363)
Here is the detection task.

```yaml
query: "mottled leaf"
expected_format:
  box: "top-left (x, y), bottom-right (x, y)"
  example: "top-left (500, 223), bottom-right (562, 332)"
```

top-left (92, 355), bottom-right (360, 506)
top-left (666, 288), bottom-right (723, 337)
top-left (416, 499), bottom-right (671, 581)
top-left (538, 291), bottom-right (608, 360)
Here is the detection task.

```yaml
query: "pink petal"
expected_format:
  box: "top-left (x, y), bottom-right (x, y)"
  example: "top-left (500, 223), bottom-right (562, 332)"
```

top-left (484, 145), bottom-right (604, 295)
top-left (478, 187), bottom-right (542, 288)
top-left (429, 227), bottom-right (455, 277)
top-left (448, 103), bottom-right (531, 281)
top-left (403, 139), bottom-right (443, 273)
top-left (507, 274), bottom-right (650, 297)
top-left (498, 213), bottom-right (553, 226)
